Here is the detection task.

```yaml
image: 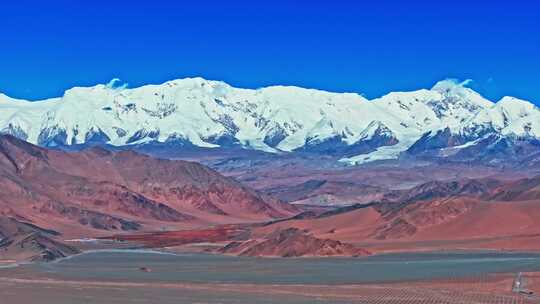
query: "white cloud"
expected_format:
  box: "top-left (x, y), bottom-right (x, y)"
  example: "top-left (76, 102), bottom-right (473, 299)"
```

top-left (106, 78), bottom-right (128, 90)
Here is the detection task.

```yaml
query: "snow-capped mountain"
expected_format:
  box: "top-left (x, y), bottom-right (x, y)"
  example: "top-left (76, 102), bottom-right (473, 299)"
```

top-left (406, 95), bottom-right (540, 163)
top-left (0, 78), bottom-right (538, 165)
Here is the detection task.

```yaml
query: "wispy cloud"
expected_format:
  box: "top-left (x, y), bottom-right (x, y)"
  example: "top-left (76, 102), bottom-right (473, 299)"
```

top-left (106, 78), bottom-right (128, 90)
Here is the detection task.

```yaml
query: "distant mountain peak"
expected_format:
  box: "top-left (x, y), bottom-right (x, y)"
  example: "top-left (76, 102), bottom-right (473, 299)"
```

top-left (0, 77), bottom-right (538, 165)
top-left (432, 78), bottom-right (472, 92)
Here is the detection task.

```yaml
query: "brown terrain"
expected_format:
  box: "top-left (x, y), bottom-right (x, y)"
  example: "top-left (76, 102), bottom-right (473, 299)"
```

top-left (0, 216), bottom-right (79, 262)
top-left (104, 175), bottom-right (540, 257)
top-left (0, 272), bottom-right (538, 304)
top-left (249, 177), bottom-right (540, 254)
top-left (2, 134), bottom-right (540, 261)
top-left (217, 227), bottom-right (371, 257)
top-left (0, 135), bottom-right (297, 261)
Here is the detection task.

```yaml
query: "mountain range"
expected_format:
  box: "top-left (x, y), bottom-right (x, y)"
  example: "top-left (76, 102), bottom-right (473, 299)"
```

top-left (1, 134), bottom-right (540, 260)
top-left (1, 78), bottom-right (539, 165)
top-left (0, 135), bottom-right (295, 239)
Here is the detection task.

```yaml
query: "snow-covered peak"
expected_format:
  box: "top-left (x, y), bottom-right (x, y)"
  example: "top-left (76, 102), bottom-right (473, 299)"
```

top-left (370, 80), bottom-right (493, 135)
top-left (0, 77), bottom-right (537, 165)
top-left (0, 93), bottom-right (15, 104)
top-left (496, 96), bottom-right (537, 111)
top-left (432, 79), bottom-right (493, 108)
top-left (431, 79), bottom-right (474, 97)
top-left (460, 96), bottom-right (540, 138)
top-left (432, 79), bottom-right (471, 92)
top-left (0, 93), bottom-right (57, 106)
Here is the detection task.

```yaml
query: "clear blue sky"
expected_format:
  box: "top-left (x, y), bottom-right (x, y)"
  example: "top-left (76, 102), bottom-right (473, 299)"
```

top-left (1, 1), bottom-right (539, 104)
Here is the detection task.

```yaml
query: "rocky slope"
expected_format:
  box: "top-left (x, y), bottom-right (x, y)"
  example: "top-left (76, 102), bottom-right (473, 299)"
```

top-left (1, 78), bottom-right (538, 165)
top-left (81, 174), bottom-right (540, 257)
top-left (250, 174), bottom-right (540, 253)
top-left (217, 227), bottom-right (371, 257)
top-left (264, 179), bottom-right (385, 206)
top-left (0, 217), bottom-right (80, 262)
top-left (0, 135), bottom-right (296, 238)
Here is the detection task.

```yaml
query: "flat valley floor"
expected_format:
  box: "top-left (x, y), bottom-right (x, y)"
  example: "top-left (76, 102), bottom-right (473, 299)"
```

top-left (1, 251), bottom-right (539, 304)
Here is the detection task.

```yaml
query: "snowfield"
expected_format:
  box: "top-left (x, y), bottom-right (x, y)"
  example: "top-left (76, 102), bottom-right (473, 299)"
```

top-left (0, 78), bottom-right (539, 164)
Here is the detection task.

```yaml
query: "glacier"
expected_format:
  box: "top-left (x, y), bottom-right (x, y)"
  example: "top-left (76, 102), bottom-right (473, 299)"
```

top-left (0, 77), bottom-right (539, 165)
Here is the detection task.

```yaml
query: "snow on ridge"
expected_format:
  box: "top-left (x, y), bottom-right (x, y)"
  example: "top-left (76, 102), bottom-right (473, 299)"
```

top-left (0, 77), bottom-right (537, 165)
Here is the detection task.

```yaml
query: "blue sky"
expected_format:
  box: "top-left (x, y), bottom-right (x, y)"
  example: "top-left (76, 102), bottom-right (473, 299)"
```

top-left (1, 1), bottom-right (539, 104)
